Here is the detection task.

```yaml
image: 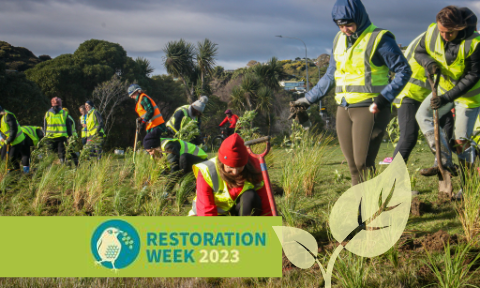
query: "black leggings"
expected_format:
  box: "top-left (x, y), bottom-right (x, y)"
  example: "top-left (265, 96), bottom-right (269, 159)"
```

top-left (230, 190), bottom-right (263, 216)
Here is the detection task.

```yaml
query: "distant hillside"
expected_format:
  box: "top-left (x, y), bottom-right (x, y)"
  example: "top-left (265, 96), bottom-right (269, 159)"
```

top-left (0, 41), bottom-right (51, 71)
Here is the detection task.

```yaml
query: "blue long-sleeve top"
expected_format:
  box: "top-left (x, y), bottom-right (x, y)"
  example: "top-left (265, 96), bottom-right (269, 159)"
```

top-left (306, 0), bottom-right (411, 106)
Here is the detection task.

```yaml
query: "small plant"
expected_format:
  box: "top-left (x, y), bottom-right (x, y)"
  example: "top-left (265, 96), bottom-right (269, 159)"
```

top-left (235, 110), bottom-right (260, 142)
top-left (175, 117), bottom-right (200, 142)
top-left (176, 173), bottom-right (196, 212)
top-left (423, 241), bottom-right (480, 288)
top-left (455, 163), bottom-right (480, 241)
top-left (333, 251), bottom-right (370, 288)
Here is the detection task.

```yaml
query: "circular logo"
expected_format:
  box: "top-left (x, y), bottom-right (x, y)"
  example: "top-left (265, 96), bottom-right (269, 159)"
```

top-left (91, 219), bottom-right (140, 270)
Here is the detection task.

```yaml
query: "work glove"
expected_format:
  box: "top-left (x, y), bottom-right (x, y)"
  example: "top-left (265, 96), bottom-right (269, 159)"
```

top-left (372, 94), bottom-right (390, 112)
top-left (288, 98), bottom-right (310, 125)
top-left (292, 97), bottom-right (311, 107)
top-left (430, 95), bottom-right (449, 110)
top-left (427, 62), bottom-right (439, 76)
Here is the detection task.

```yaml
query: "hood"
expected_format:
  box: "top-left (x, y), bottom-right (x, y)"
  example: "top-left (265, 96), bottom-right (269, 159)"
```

top-left (331, 0), bottom-right (371, 35)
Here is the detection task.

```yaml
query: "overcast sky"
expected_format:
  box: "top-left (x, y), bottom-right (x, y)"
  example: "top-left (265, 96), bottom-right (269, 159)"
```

top-left (1, 0), bottom-right (480, 75)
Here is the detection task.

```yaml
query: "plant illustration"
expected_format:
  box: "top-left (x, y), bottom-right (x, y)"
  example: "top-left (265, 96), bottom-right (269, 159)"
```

top-left (274, 156), bottom-right (411, 288)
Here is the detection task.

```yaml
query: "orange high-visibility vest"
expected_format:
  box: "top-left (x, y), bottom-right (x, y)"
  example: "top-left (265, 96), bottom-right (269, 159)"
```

top-left (135, 93), bottom-right (165, 131)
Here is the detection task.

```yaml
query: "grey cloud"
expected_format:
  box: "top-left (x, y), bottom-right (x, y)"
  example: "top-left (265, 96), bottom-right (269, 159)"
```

top-left (1, 0), bottom-right (480, 75)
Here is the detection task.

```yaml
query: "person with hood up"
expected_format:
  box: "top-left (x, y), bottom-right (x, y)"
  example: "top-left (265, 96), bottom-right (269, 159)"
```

top-left (414, 6), bottom-right (480, 198)
top-left (166, 96), bottom-right (208, 145)
top-left (44, 97), bottom-right (72, 164)
top-left (0, 106), bottom-right (30, 173)
top-left (291, 0), bottom-right (411, 185)
top-left (188, 133), bottom-right (273, 216)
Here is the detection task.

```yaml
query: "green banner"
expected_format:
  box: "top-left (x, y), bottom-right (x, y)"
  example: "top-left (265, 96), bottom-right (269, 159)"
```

top-left (0, 217), bottom-right (282, 277)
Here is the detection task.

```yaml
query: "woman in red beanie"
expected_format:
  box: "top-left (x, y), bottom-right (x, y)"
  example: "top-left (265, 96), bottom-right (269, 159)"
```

top-left (188, 133), bottom-right (273, 216)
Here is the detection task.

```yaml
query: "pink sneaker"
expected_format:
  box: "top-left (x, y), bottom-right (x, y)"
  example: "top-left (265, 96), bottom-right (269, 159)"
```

top-left (379, 157), bottom-right (393, 165)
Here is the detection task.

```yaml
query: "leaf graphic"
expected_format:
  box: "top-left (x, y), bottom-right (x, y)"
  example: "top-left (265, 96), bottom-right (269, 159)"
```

top-left (273, 226), bottom-right (318, 269)
top-left (329, 156), bottom-right (411, 257)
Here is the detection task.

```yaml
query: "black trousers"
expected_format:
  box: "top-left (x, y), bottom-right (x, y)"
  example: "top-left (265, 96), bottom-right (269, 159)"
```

top-left (394, 99), bottom-right (454, 162)
top-left (46, 137), bottom-right (67, 160)
top-left (178, 154), bottom-right (205, 174)
top-left (1, 139), bottom-right (30, 169)
top-left (230, 189), bottom-right (263, 216)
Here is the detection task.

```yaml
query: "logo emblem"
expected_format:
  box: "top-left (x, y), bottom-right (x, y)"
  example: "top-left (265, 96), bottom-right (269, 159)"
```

top-left (91, 219), bottom-right (140, 271)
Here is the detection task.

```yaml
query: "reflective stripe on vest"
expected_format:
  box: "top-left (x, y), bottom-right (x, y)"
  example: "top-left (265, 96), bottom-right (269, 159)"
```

top-left (135, 93), bottom-right (165, 131)
top-left (45, 110), bottom-right (68, 138)
top-left (188, 157), bottom-right (264, 216)
top-left (160, 138), bottom-right (207, 160)
top-left (394, 32), bottom-right (431, 107)
top-left (86, 108), bottom-right (105, 138)
top-left (333, 24), bottom-right (392, 104)
top-left (0, 110), bottom-right (25, 146)
top-left (21, 126), bottom-right (41, 146)
top-left (166, 105), bottom-right (197, 134)
top-left (425, 23), bottom-right (480, 108)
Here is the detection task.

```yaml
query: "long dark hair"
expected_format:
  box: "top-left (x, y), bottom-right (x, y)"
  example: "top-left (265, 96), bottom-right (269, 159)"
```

top-left (216, 158), bottom-right (262, 188)
top-left (437, 6), bottom-right (470, 31)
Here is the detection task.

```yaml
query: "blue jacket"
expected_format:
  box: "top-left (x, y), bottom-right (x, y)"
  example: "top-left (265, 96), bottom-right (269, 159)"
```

top-left (305, 0), bottom-right (411, 106)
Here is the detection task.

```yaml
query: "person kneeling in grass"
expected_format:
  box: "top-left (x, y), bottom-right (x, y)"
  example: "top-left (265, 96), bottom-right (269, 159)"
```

top-left (188, 133), bottom-right (273, 216)
top-left (143, 132), bottom-right (207, 176)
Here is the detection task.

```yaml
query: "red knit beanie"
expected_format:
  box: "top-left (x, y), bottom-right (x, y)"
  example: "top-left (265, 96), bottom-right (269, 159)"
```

top-left (218, 133), bottom-right (249, 167)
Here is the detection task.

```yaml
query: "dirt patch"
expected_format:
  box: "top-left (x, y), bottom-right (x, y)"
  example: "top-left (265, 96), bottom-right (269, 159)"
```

top-left (398, 230), bottom-right (458, 252)
top-left (410, 197), bottom-right (432, 216)
top-left (271, 183), bottom-right (284, 196)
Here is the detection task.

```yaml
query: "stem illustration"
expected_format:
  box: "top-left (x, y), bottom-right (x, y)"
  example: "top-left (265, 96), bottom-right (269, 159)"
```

top-left (315, 244), bottom-right (344, 288)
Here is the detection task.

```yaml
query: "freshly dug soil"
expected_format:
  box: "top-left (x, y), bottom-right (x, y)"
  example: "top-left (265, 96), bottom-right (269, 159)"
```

top-left (398, 230), bottom-right (458, 252)
top-left (410, 197), bottom-right (431, 216)
top-left (271, 183), bottom-right (284, 196)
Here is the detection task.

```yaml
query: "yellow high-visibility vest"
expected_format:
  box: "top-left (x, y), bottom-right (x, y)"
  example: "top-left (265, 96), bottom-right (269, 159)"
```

top-left (333, 24), bottom-right (392, 104)
top-left (160, 138), bottom-right (207, 160)
top-left (188, 157), bottom-right (264, 216)
top-left (21, 126), bottom-right (42, 146)
top-left (394, 32), bottom-right (431, 108)
top-left (45, 109), bottom-right (68, 138)
top-left (86, 108), bottom-right (105, 138)
top-left (425, 23), bottom-right (480, 108)
top-left (166, 105), bottom-right (197, 134)
top-left (0, 110), bottom-right (25, 146)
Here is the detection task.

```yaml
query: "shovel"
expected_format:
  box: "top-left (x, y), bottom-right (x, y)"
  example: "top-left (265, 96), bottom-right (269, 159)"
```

top-left (244, 136), bottom-right (278, 216)
top-left (133, 118), bottom-right (141, 164)
top-left (427, 72), bottom-right (453, 198)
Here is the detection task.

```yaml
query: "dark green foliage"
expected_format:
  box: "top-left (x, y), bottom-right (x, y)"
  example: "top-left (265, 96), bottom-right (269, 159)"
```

top-left (0, 62), bottom-right (49, 125)
top-left (0, 41), bottom-right (49, 72)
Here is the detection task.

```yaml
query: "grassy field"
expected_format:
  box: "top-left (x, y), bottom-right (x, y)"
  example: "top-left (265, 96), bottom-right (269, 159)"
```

top-left (0, 137), bottom-right (479, 288)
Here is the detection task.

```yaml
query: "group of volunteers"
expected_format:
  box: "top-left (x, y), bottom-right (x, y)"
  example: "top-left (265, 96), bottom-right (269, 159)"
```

top-left (128, 84), bottom-right (261, 217)
top-left (0, 98), bottom-right (105, 172)
top-left (293, 0), bottom-right (480, 199)
top-left (4, 0), bottom-right (479, 217)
